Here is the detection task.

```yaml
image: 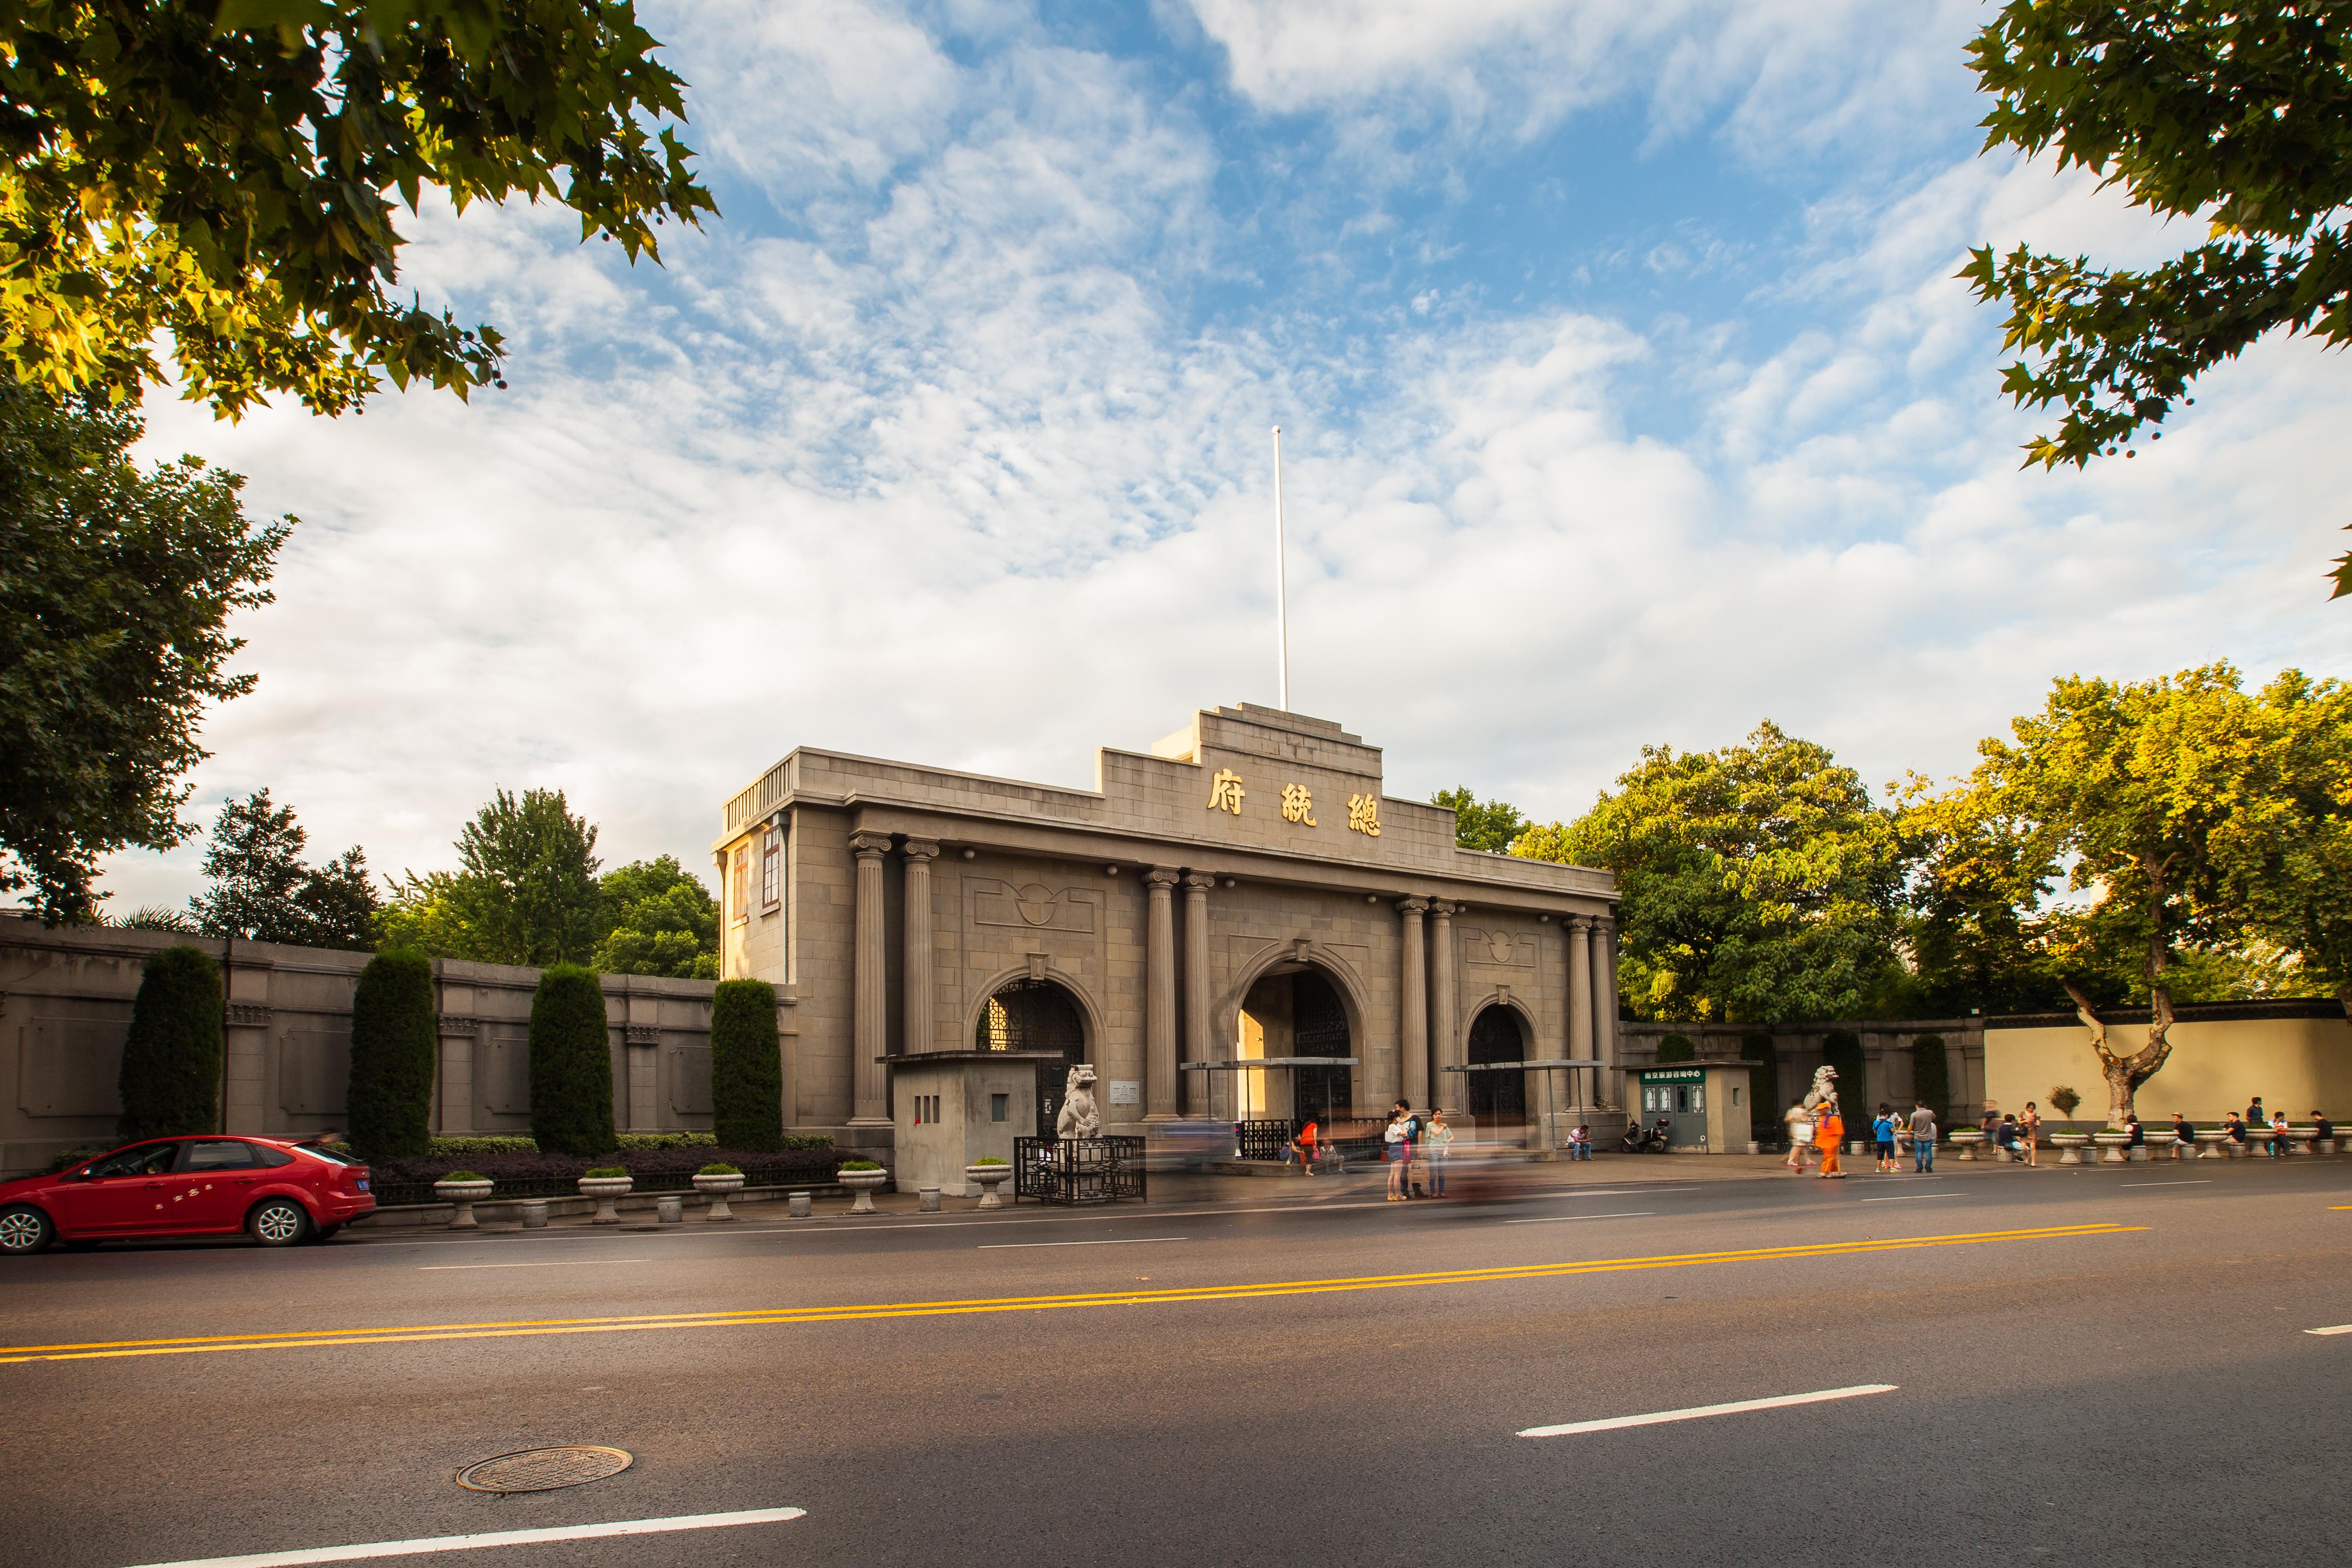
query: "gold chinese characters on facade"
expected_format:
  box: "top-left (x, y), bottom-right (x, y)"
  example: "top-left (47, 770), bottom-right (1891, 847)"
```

top-left (1206, 768), bottom-right (1245, 815)
top-left (1279, 782), bottom-right (1316, 826)
top-left (1347, 792), bottom-right (1380, 837)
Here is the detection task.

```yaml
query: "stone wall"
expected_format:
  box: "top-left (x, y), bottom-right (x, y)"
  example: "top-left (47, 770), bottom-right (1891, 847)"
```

top-left (1983, 1000), bottom-right (2352, 1123)
top-left (1617, 1018), bottom-right (1988, 1131)
top-left (0, 914), bottom-right (722, 1179)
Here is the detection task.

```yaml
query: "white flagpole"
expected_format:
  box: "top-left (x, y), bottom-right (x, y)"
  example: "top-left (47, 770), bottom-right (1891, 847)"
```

top-left (1272, 425), bottom-right (1289, 711)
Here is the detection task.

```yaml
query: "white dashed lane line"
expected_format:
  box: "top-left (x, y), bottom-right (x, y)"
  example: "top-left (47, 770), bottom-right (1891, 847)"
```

top-left (117, 1506), bottom-right (807, 1567)
top-left (1519, 1384), bottom-right (1898, 1438)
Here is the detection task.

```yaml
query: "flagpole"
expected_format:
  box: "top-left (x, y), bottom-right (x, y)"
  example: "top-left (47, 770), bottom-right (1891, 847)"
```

top-left (1272, 425), bottom-right (1289, 711)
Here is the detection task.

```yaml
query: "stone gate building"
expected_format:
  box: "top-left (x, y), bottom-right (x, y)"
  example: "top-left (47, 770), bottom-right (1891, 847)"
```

top-left (713, 704), bottom-right (1623, 1149)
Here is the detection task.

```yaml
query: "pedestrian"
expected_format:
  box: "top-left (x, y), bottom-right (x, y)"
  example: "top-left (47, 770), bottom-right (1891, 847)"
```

top-left (2246, 1095), bottom-right (2266, 1135)
top-left (1382, 1108), bottom-right (1408, 1200)
top-left (1872, 1103), bottom-right (1897, 1173)
top-left (1784, 1101), bottom-right (1814, 1173)
top-left (2269, 1109), bottom-right (2292, 1158)
top-left (1569, 1123), bottom-right (1592, 1161)
top-left (1996, 1113), bottom-right (2020, 1160)
top-left (2171, 1113), bottom-right (2196, 1161)
top-left (2125, 1113), bottom-right (2146, 1159)
top-left (2316, 1110), bottom-right (2334, 1148)
top-left (1289, 1119), bottom-right (1319, 1177)
top-left (1424, 1108), bottom-right (1453, 1195)
top-left (2225, 1111), bottom-right (2248, 1150)
top-left (1816, 1099), bottom-right (1846, 1179)
top-left (1910, 1100), bottom-right (1937, 1172)
top-left (2019, 1101), bottom-right (2042, 1167)
top-left (1980, 1102), bottom-right (2001, 1144)
top-left (1401, 1103), bottom-right (1426, 1196)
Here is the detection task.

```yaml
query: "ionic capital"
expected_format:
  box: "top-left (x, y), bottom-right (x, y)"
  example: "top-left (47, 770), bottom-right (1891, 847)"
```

top-left (1567, 913), bottom-right (1594, 933)
top-left (1181, 871), bottom-right (1215, 894)
top-left (900, 837), bottom-right (941, 863)
top-left (1143, 866), bottom-right (1181, 890)
top-left (1396, 896), bottom-right (1429, 918)
top-left (1428, 899), bottom-right (1459, 919)
top-left (848, 830), bottom-right (892, 859)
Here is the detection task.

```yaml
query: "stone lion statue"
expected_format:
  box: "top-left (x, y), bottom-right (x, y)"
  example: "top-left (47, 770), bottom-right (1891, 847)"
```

top-left (1056, 1063), bottom-right (1101, 1139)
top-left (1802, 1063), bottom-right (1840, 1115)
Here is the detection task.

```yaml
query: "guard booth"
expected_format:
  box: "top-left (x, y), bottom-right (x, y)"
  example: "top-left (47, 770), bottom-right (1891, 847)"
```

top-left (1635, 1062), bottom-right (1756, 1153)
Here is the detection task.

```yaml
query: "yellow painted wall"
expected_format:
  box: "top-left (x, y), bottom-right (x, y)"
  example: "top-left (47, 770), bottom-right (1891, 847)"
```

top-left (1984, 1015), bottom-right (2352, 1122)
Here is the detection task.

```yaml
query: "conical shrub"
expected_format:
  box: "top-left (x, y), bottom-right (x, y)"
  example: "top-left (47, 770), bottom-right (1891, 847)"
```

top-left (710, 978), bottom-right (782, 1151)
top-left (529, 963), bottom-right (614, 1156)
top-left (349, 948), bottom-right (436, 1159)
top-left (118, 946), bottom-right (223, 1140)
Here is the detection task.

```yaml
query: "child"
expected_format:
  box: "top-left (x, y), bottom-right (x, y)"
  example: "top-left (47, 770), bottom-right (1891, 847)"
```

top-left (1872, 1103), bottom-right (1898, 1173)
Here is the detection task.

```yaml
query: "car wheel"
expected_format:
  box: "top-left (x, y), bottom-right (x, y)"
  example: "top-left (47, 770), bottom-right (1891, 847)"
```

top-left (247, 1198), bottom-right (309, 1247)
top-left (0, 1205), bottom-right (55, 1256)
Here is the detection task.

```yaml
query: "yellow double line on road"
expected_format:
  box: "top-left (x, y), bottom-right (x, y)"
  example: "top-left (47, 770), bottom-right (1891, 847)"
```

top-left (2, 1223), bottom-right (2138, 1367)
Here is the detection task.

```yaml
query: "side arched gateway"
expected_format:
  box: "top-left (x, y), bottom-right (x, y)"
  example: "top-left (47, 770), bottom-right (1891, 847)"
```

top-left (973, 976), bottom-right (1089, 1135)
top-left (1466, 1002), bottom-right (1528, 1132)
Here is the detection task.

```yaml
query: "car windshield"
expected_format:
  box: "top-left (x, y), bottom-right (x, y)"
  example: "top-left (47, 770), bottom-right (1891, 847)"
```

top-left (84, 1142), bottom-right (180, 1178)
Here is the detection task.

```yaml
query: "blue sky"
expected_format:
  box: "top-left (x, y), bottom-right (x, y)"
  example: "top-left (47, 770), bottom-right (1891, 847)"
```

top-left (101, 0), bottom-right (2352, 908)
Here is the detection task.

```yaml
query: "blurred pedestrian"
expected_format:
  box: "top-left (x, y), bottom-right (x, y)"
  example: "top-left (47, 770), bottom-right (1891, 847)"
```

top-left (1910, 1101), bottom-right (1937, 1172)
top-left (1784, 1102), bottom-right (1814, 1173)
top-left (1288, 1120), bottom-right (1319, 1177)
top-left (1383, 1109), bottom-right (1408, 1201)
top-left (1424, 1108), bottom-right (1453, 1195)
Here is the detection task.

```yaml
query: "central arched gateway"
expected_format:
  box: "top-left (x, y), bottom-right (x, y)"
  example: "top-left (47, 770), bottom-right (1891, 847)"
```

top-left (975, 976), bottom-right (1087, 1135)
top-left (1235, 965), bottom-right (1354, 1125)
top-left (1466, 1003), bottom-right (1528, 1134)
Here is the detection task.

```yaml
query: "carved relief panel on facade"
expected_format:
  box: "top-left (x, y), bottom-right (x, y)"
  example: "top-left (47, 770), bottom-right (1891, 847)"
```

top-left (1458, 926), bottom-right (1538, 970)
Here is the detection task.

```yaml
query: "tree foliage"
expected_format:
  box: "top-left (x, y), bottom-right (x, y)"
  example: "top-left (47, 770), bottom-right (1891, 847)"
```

top-left (527, 961), bottom-right (612, 1156)
top-left (347, 946), bottom-right (434, 1159)
top-left (2228, 670), bottom-right (2352, 1015)
top-left (1962, 1), bottom-right (2352, 593)
top-left (0, 0), bottom-right (717, 419)
top-left (593, 855), bottom-right (718, 979)
top-left (709, 977), bottom-right (781, 1151)
top-left (117, 943), bottom-right (221, 1139)
top-left (1900, 664), bottom-right (2332, 1121)
top-left (188, 789), bottom-right (379, 950)
top-left (0, 377), bottom-right (288, 922)
top-left (1515, 722), bottom-right (1904, 1024)
top-left (1432, 787), bottom-right (1528, 854)
top-left (380, 787), bottom-right (602, 966)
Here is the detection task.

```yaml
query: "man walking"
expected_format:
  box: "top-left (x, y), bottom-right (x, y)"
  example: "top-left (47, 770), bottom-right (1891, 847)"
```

top-left (1910, 1101), bottom-right (1937, 1173)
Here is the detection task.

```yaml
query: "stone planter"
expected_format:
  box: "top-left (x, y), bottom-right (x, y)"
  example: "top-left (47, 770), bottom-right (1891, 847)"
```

top-left (966, 1163), bottom-right (1012, 1209)
top-left (693, 1172), bottom-right (744, 1220)
top-left (577, 1174), bottom-right (632, 1225)
top-left (2194, 1130), bottom-right (2231, 1159)
top-left (1950, 1130), bottom-right (1984, 1162)
top-left (433, 1178), bottom-right (493, 1230)
top-left (2289, 1128), bottom-right (2318, 1156)
top-left (838, 1168), bottom-right (889, 1214)
top-left (2049, 1133), bottom-right (2090, 1166)
top-left (2093, 1132), bottom-right (2131, 1164)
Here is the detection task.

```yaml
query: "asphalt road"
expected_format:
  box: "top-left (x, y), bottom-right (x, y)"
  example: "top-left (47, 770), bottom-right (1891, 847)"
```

top-left (4, 1156), bottom-right (2349, 1568)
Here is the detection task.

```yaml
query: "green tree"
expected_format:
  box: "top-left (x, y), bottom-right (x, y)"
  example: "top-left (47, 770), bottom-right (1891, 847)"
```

top-left (2231, 671), bottom-right (2352, 1016)
top-left (386, 788), bottom-right (604, 967)
top-left (1961, 1), bottom-right (2352, 593)
top-left (1515, 722), bottom-right (1905, 1023)
top-left (117, 944), bottom-right (222, 1139)
top-left (1, 0), bottom-right (717, 419)
top-left (1654, 1034), bottom-right (1696, 1063)
top-left (709, 978), bottom-right (781, 1151)
top-left (0, 378), bottom-right (288, 922)
top-left (347, 947), bottom-right (434, 1159)
top-left (593, 855), bottom-right (718, 979)
top-left (528, 962), bottom-right (613, 1156)
top-left (188, 790), bottom-right (380, 950)
top-left (1906, 664), bottom-right (2311, 1123)
top-left (1432, 787), bottom-right (1528, 853)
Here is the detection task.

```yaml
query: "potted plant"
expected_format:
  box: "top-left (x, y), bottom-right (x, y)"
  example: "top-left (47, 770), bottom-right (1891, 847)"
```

top-left (693, 1161), bottom-right (746, 1221)
top-left (578, 1165), bottom-right (633, 1224)
top-left (2047, 1131), bottom-right (2092, 1165)
top-left (965, 1156), bottom-right (1012, 1209)
top-left (837, 1159), bottom-right (889, 1214)
top-left (2048, 1085), bottom-right (2082, 1130)
top-left (434, 1170), bottom-right (493, 1229)
top-left (2092, 1128), bottom-right (2132, 1163)
top-left (1949, 1128), bottom-right (1985, 1161)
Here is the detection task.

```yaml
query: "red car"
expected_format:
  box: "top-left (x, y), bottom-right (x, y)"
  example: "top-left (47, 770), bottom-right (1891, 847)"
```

top-left (0, 1135), bottom-right (374, 1255)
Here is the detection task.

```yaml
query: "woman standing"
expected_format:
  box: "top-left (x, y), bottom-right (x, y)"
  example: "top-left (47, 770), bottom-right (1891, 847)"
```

top-left (2019, 1101), bottom-right (2042, 1167)
top-left (1424, 1109), bottom-right (1454, 1196)
top-left (1383, 1109), bottom-right (1408, 1200)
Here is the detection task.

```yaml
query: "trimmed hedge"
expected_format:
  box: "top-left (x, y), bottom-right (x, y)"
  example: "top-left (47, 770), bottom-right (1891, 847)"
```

top-left (1741, 1032), bottom-right (1780, 1141)
top-left (1911, 1034), bottom-right (1950, 1131)
top-left (710, 978), bottom-right (783, 1151)
top-left (1821, 1030), bottom-right (1866, 1128)
top-left (348, 947), bottom-right (435, 1159)
top-left (1655, 1033), bottom-right (1696, 1064)
top-left (118, 945), bottom-right (223, 1140)
top-left (529, 963), bottom-right (615, 1156)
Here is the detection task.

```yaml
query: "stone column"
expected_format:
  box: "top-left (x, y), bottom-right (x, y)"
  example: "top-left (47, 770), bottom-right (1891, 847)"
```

top-left (1397, 898), bottom-right (1429, 1113)
top-left (1593, 914), bottom-right (1621, 1108)
top-left (1567, 917), bottom-right (1595, 1062)
top-left (1429, 900), bottom-right (1459, 1112)
top-left (1182, 873), bottom-right (1213, 1117)
top-left (1144, 867), bottom-right (1180, 1122)
top-left (849, 831), bottom-right (892, 1127)
top-left (900, 838), bottom-right (939, 1054)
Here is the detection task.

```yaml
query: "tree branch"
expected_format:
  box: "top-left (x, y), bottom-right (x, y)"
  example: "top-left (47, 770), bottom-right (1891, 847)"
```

top-left (2061, 976), bottom-right (2114, 1066)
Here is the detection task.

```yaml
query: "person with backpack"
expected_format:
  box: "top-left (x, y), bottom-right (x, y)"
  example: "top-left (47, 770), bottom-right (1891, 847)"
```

top-left (1872, 1104), bottom-right (1898, 1173)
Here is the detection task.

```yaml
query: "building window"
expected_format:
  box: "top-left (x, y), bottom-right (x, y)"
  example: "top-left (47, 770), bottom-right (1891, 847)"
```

top-left (730, 844), bottom-right (749, 924)
top-left (761, 828), bottom-right (780, 908)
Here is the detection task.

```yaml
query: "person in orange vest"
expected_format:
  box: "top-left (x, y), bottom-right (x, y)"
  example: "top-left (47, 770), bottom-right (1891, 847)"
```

top-left (1817, 1099), bottom-right (1846, 1179)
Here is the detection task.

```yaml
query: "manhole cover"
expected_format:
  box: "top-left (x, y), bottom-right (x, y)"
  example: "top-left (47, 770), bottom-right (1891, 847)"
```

top-left (455, 1446), bottom-right (634, 1494)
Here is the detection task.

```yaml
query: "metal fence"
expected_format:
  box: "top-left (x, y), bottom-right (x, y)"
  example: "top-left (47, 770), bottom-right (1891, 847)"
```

top-left (1011, 1136), bottom-right (1146, 1206)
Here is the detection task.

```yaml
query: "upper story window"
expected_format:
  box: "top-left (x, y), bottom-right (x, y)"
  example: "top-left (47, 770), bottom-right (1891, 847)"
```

top-left (729, 843), bottom-right (749, 924)
top-left (761, 827), bottom-right (780, 908)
